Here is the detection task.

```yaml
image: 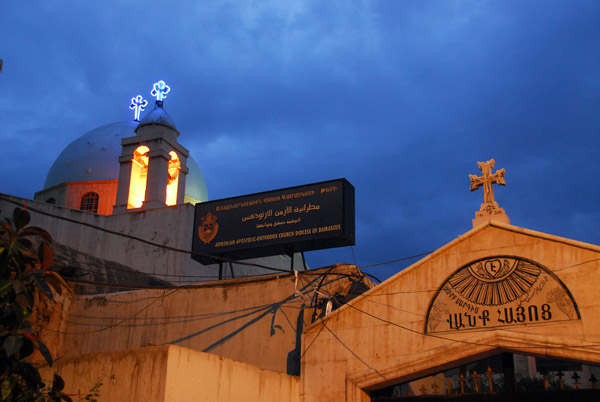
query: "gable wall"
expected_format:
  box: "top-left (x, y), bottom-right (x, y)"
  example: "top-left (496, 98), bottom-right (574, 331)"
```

top-left (301, 223), bottom-right (600, 402)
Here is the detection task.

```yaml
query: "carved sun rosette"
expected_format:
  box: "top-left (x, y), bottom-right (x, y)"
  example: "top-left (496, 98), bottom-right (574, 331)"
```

top-left (425, 257), bottom-right (579, 333)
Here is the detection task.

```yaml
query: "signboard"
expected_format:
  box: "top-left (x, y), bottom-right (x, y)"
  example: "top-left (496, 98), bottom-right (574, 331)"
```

top-left (425, 256), bottom-right (580, 333)
top-left (191, 179), bottom-right (354, 265)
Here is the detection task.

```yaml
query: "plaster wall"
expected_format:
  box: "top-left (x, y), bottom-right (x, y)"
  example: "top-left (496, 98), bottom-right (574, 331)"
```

top-left (164, 345), bottom-right (301, 402)
top-left (50, 265), bottom-right (363, 374)
top-left (34, 180), bottom-right (118, 215)
top-left (65, 180), bottom-right (118, 215)
top-left (40, 345), bottom-right (300, 402)
top-left (301, 223), bottom-right (600, 402)
top-left (0, 194), bottom-right (202, 279)
top-left (0, 194), bottom-right (304, 281)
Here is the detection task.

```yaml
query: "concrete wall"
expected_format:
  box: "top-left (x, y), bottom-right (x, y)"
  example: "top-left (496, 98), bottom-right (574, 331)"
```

top-left (48, 265), bottom-right (365, 375)
top-left (1, 194), bottom-right (201, 280)
top-left (164, 346), bottom-right (300, 402)
top-left (41, 345), bottom-right (300, 402)
top-left (301, 222), bottom-right (600, 402)
top-left (0, 194), bottom-right (304, 282)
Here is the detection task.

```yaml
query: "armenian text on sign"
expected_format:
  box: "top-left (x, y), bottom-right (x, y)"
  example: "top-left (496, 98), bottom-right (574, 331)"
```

top-left (425, 257), bottom-right (579, 333)
top-left (191, 179), bottom-right (354, 265)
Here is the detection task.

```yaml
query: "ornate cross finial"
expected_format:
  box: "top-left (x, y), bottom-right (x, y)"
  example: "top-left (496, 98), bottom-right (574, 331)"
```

top-left (485, 367), bottom-right (494, 393)
top-left (446, 378), bottom-right (453, 394)
top-left (151, 80), bottom-right (170, 103)
top-left (472, 371), bottom-right (480, 393)
top-left (129, 95), bottom-right (148, 121)
top-left (469, 159), bottom-right (510, 227)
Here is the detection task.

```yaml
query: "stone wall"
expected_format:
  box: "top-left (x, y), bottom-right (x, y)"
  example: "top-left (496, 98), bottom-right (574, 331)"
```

top-left (301, 222), bottom-right (600, 402)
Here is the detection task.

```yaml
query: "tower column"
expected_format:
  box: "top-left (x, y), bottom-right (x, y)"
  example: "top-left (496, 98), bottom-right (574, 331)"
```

top-left (143, 149), bottom-right (171, 209)
top-left (113, 150), bottom-right (136, 215)
top-left (176, 163), bottom-right (189, 205)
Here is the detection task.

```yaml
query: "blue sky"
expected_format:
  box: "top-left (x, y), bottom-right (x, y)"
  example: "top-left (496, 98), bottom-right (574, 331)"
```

top-left (1, 1), bottom-right (599, 280)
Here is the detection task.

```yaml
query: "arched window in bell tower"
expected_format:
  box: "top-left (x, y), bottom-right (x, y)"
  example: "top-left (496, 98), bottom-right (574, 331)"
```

top-left (166, 151), bottom-right (180, 206)
top-left (128, 145), bottom-right (149, 209)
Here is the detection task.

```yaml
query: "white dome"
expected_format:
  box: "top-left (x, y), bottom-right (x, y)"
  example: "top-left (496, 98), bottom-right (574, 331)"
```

top-left (43, 121), bottom-right (208, 203)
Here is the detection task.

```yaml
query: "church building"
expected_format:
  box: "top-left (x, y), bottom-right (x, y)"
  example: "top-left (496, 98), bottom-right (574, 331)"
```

top-left (1, 82), bottom-right (599, 401)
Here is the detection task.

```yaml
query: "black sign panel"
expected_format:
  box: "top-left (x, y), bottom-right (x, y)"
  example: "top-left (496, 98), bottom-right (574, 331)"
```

top-left (192, 179), bottom-right (355, 265)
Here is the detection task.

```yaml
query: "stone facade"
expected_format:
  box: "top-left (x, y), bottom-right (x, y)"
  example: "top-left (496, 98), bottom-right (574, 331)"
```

top-left (301, 222), bottom-right (600, 401)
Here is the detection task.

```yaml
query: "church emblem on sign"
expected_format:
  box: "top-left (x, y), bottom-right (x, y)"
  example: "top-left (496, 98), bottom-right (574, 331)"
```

top-left (425, 257), bottom-right (579, 333)
top-left (198, 212), bottom-right (219, 244)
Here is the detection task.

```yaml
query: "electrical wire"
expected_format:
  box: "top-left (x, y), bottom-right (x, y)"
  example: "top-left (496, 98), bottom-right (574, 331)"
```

top-left (1, 195), bottom-right (436, 278)
top-left (7, 196), bottom-right (600, 353)
top-left (1, 196), bottom-right (292, 274)
top-left (323, 321), bottom-right (387, 380)
top-left (46, 269), bottom-right (347, 333)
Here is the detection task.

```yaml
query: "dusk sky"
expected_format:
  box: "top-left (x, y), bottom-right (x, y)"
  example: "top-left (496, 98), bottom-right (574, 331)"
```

top-left (1, 1), bottom-right (599, 281)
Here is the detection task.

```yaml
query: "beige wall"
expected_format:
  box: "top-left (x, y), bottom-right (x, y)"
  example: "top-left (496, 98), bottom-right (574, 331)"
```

top-left (0, 194), bottom-right (306, 281)
top-left (301, 222), bottom-right (600, 402)
top-left (41, 345), bottom-right (300, 402)
top-left (164, 346), bottom-right (300, 402)
top-left (34, 180), bottom-right (118, 215)
top-left (48, 265), bottom-right (364, 375)
top-left (1, 194), bottom-right (200, 279)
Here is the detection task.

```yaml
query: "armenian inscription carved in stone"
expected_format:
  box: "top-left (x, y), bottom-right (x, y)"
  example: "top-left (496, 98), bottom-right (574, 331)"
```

top-left (425, 257), bottom-right (579, 333)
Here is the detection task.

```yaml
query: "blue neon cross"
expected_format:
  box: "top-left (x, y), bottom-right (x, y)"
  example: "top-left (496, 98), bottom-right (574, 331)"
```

top-left (130, 95), bottom-right (148, 121)
top-left (151, 80), bottom-right (171, 102)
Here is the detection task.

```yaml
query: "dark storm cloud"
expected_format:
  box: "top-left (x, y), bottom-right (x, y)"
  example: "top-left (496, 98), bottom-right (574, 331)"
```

top-left (1, 1), bottom-right (599, 280)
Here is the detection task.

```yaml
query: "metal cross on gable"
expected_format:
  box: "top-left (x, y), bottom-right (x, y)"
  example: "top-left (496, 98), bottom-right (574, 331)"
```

top-left (151, 80), bottom-right (171, 102)
top-left (129, 95), bottom-right (148, 121)
top-left (469, 159), bottom-right (506, 210)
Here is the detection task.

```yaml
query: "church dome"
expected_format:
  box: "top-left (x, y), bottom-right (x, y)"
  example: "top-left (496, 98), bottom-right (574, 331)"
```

top-left (43, 121), bottom-right (208, 203)
top-left (137, 104), bottom-right (178, 133)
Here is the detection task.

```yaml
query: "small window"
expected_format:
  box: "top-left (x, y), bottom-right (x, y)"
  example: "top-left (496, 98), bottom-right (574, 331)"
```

top-left (80, 192), bottom-right (99, 213)
top-left (46, 198), bottom-right (56, 204)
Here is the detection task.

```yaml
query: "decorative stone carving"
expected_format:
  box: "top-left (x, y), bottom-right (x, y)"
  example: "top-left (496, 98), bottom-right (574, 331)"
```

top-left (425, 256), bottom-right (580, 333)
top-left (469, 159), bottom-right (510, 227)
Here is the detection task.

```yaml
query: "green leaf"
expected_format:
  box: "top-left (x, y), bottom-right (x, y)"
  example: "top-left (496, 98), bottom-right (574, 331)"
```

top-left (45, 272), bottom-right (72, 295)
top-left (39, 242), bottom-right (53, 270)
top-left (51, 374), bottom-right (64, 393)
top-left (12, 209), bottom-right (30, 230)
top-left (24, 286), bottom-right (35, 307)
top-left (1, 379), bottom-right (12, 400)
top-left (13, 301), bottom-right (24, 324)
top-left (19, 322), bottom-right (33, 333)
top-left (3, 334), bottom-right (23, 356)
top-left (0, 222), bottom-right (13, 234)
top-left (21, 227), bottom-right (53, 243)
top-left (45, 276), bottom-right (63, 296)
top-left (0, 280), bottom-right (11, 296)
top-left (36, 339), bottom-right (53, 366)
top-left (19, 337), bottom-right (34, 359)
top-left (14, 360), bottom-right (42, 388)
top-left (33, 276), bottom-right (53, 301)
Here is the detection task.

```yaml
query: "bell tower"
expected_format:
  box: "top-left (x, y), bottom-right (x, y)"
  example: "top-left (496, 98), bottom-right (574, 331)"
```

top-left (113, 81), bottom-right (189, 214)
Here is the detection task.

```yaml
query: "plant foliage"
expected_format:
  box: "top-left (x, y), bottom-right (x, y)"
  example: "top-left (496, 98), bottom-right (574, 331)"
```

top-left (0, 208), bottom-right (73, 401)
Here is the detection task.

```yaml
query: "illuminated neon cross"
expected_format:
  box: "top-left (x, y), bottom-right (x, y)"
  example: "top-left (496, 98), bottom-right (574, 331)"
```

top-left (469, 159), bottom-right (506, 210)
top-left (151, 80), bottom-right (171, 102)
top-left (129, 95), bottom-right (148, 121)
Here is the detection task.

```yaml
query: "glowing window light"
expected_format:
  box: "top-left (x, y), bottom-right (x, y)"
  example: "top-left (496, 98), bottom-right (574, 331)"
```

top-left (166, 151), bottom-right (180, 206)
top-left (129, 95), bottom-right (148, 121)
top-left (128, 145), bottom-right (150, 209)
top-left (151, 80), bottom-right (171, 102)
